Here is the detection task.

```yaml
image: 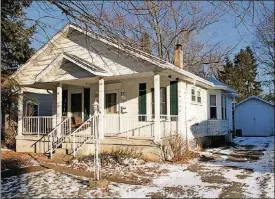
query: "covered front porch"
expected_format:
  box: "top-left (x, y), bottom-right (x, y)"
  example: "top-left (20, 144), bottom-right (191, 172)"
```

top-left (19, 72), bottom-right (183, 139)
top-left (19, 72), bottom-right (230, 139)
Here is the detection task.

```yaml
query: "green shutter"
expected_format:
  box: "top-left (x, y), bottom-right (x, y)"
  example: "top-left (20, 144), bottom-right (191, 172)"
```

top-left (170, 81), bottom-right (178, 115)
top-left (139, 83), bottom-right (147, 121)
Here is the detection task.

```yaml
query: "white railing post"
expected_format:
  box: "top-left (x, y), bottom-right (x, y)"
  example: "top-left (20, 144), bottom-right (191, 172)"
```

top-left (50, 133), bottom-right (53, 159)
top-left (17, 89), bottom-right (23, 136)
top-left (98, 78), bottom-right (105, 139)
top-left (73, 132), bottom-right (76, 157)
top-left (37, 117), bottom-right (40, 136)
top-left (56, 83), bottom-right (62, 137)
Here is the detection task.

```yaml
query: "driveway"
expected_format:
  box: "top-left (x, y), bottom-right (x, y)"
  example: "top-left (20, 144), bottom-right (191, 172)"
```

top-left (1, 136), bottom-right (274, 198)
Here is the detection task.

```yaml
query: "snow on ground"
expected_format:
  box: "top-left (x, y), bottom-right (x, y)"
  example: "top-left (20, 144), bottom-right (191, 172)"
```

top-left (200, 136), bottom-right (274, 198)
top-left (1, 136), bottom-right (274, 198)
top-left (1, 169), bottom-right (103, 198)
top-left (1, 148), bottom-right (12, 152)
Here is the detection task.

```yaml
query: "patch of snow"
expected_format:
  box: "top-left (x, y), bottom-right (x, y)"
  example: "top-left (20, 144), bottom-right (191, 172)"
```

top-left (118, 157), bottom-right (145, 166)
top-left (1, 170), bottom-right (101, 198)
top-left (109, 183), bottom-right (161, 198)
top-left (234, 136), bottom-right (274, 150)
top-left (1, 148), bottom-right (12, 152)
top-left (1, 137), bottom-right (273, 198)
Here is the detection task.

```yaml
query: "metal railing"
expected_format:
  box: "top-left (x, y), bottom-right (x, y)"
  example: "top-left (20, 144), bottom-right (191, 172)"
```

top-left (48, 117), bottom-right (71, 159)
top-left (104, 114), bottom-right (179, 138)
top-left (70, 115), bottom-right (98, 156)
top-left (22, 116), bottom-right (53, 135)
top-left (160, 115), bottom-right (179, 137)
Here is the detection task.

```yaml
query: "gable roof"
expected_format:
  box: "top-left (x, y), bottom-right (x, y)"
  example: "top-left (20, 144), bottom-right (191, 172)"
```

top-left (35, 52), bottom-right (108, 82)
top-left (236, 96), bottom-right (274, 107)
top-left (12, 23), bottom-right (236, 92)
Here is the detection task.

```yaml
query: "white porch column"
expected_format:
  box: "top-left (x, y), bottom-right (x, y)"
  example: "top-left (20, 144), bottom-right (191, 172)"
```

top-left (17, 89), bottom-right (23, 136)
top-left (154, 74), bottom-right (161, 141)
top-left (52, 90), bottom-right (57, 129)
top-left (98, 78), bottom-right (105, 139)
top-left (167, 84), bottom-right (171, 121)
top-left (56, 83), bottom-right (62, 137)
top-left (178, 80), bottom-right (185, 136)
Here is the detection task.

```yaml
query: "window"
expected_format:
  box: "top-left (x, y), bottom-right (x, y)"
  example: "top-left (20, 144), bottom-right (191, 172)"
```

top-left (26, 101), bottom-right (39, 116)
top-left (105, 93), bottom-right (117, 113)
top-left (138, 83), bottom-right (147, 121)
top-left (197, 91), bottom-right (201, 103)
top-left (152, 87), bottom-right (167, 117)
top-left (221, 95), bottom-right (227, 119)
top-left (210, 95), bottom-right (217, 119)
top-left (191, 89), bottom-right (196, 102)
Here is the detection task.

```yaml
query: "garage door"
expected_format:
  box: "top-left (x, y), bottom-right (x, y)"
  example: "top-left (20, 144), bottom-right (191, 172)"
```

top-left (243, 106), bottom-right (272, 136)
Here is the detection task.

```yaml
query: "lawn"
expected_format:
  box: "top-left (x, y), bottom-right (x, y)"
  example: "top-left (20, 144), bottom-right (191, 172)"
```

top-left (1, 136), bottom-right (274, 198)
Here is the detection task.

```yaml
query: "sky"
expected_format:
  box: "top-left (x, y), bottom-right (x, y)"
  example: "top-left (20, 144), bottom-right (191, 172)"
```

top-left (25, 1), bottom-right (274, 93)
top-left (26, 1), bottom-right (263, 53)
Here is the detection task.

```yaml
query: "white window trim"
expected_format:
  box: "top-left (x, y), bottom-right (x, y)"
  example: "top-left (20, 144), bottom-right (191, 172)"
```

top-left (26, 100), bottom-right (40, 116)
top-left (197, 90), bottom-right (202, 104)
top-left (191, 87), bottom-right (202, 105)
top-left (191, 88), bottom-right (196, 102)
top-left (105, 90), bottom-right (120, 114)
top-left (151, 87), bottom-right (168, 121)
top-left (209, 94), bottom-right (217, 119)
top-left (221, 94), bottom-right (227, 120)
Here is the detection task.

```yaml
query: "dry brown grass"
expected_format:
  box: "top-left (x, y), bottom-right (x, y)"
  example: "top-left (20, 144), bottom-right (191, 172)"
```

top-left (162, 134), bottom-right (199, 163)
top-left (77, 147), bottom-right (143, 166)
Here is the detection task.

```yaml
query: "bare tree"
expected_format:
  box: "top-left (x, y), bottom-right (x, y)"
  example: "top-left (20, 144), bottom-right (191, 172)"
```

top-left (254, 13), bottom-right (275, 99)
top-left (35, 1), bottom-right (235, 76)
top-left (21, 1), bottom-right (273, 78)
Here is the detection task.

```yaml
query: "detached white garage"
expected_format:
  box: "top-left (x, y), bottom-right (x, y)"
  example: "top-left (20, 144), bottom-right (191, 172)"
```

top-left (235, 96), bottom-right (274, 136)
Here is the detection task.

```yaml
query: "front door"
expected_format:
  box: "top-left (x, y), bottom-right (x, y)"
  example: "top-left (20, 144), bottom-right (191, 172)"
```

top-left (71, 93), bottom-right (82, 119)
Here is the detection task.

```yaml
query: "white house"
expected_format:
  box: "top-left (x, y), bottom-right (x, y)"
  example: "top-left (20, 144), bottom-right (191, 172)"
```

top-left (12, 24), bottom-right (237, 157)
top-left (235, 96), bottom-right (274, 137)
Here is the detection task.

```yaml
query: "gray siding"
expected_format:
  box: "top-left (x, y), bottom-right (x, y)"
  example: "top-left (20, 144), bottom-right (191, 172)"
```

top-left (23, 92), bottom-right (53, 116)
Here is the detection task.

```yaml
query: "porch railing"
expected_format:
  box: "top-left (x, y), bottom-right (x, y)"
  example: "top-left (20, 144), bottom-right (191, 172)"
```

top-left (70, 115), bottom-right (98, 156)
top-left (104, 114), bottom-right (179, 138)
top-left (160, 115), bottom-right (179, 137)
top-left (48, 117), bottom-right (71, 158)
top-left (22, 116), bottom-right (54, 135)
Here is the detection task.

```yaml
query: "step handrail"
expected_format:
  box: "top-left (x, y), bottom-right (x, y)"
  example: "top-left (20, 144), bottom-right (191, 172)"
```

top-left (48, 117), bottom-right (70, 159)
top-left (71, 116), bottom-right (93, 136)
top-left (48, 117), bottom-right (70, 137)
top-left (70, 115), bottom-right (96, 157)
